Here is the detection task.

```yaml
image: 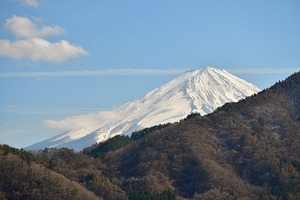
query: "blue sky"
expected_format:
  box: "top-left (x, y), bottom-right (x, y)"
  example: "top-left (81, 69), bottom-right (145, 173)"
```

top-left (0, 0), bottom-right (299, 148)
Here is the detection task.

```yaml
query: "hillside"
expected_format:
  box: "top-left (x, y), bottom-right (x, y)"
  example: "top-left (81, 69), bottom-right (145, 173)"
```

top-left (95, 71), bottom-right (300, 199)
top-left (27, 67), bottom-right (260, 151)
top-left (0, 145), bottom-right (102, 200)
top-left (1, 71), bottom-right (299, 199)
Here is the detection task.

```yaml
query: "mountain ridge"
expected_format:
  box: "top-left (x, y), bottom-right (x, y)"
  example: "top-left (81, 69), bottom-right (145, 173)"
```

top-left (98, 70), bottom-right (300, 199)
top-left (28, 66), bottom-right (260, 151)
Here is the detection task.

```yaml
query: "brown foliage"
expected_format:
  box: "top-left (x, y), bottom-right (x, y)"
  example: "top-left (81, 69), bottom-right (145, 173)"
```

top-left (0, 150), bottom-right (101, 200)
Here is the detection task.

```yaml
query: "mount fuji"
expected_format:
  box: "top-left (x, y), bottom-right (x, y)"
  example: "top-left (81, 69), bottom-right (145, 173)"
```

top-left (27, 67), bottom-right (261, 151)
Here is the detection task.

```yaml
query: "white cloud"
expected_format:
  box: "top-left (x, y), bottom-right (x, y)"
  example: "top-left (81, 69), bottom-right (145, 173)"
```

top-left (0, 68), bottom-right (187, 78)
top-left (229, 68), bottom-right (299, 74)
top-left (0, 38), bottom-right (89, 62)
top-left (20, 0), bottom-right (39, 7)
top-left (0, 67), bottom-right (299, 78)
top-left (5, 105), bottom-right (17, 110)
top-left (4, 15), bottom-right (65, 38)
top-left (44, 111), bottom-right (118, 130)
top-left (1, 15), bottom-right (88, 62)
top-left (1, 107), bottom-right (107, 116)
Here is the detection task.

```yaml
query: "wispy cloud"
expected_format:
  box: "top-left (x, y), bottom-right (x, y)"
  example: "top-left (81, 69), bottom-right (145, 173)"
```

top-left (20, 0), bottom-right (39, 7)
top-left (1, 106), bottom-right (107, 115)
top-left (1, 67), bottom-right (298, 78)
top-left (44, 111), bottom-right (118, 130)
top-left (228, 68), bottom-right (299, 74)
top-left (0, 69), bottom-right (187, 78)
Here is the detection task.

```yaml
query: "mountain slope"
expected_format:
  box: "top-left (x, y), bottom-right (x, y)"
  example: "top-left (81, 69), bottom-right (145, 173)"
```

top-left (100, 71), bottom-right (300, 199)
top-left (0, 145), bottom-right (103, 200)
top-left (28, 67), bottom-right (260, 151)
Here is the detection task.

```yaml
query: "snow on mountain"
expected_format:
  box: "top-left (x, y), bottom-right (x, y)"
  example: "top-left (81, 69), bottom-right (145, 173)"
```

top-left (27, 66), bottom-right (261, 151)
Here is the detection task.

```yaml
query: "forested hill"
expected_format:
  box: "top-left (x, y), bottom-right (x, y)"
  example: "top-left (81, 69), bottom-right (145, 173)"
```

top-left (99, 71), bottom-right (300, 199)
top-left (0, 145), bottom-right (103, 200)
top-left (1, 71), bottom-right (299, 199)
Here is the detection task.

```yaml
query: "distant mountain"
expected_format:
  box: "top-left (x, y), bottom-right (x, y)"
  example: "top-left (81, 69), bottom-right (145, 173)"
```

top-left (27, 66), bottom-right (260, 151)
top-left (97, 71), bottom-right (300, 199)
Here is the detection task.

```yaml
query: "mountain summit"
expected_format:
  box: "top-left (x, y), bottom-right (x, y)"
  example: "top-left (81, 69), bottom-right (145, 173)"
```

top-left (27, 67), bottom-right (260, 151)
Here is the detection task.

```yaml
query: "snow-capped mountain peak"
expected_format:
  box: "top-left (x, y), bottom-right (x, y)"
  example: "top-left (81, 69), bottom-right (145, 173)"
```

top-left (27, 66), bottom-right (261, 151)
